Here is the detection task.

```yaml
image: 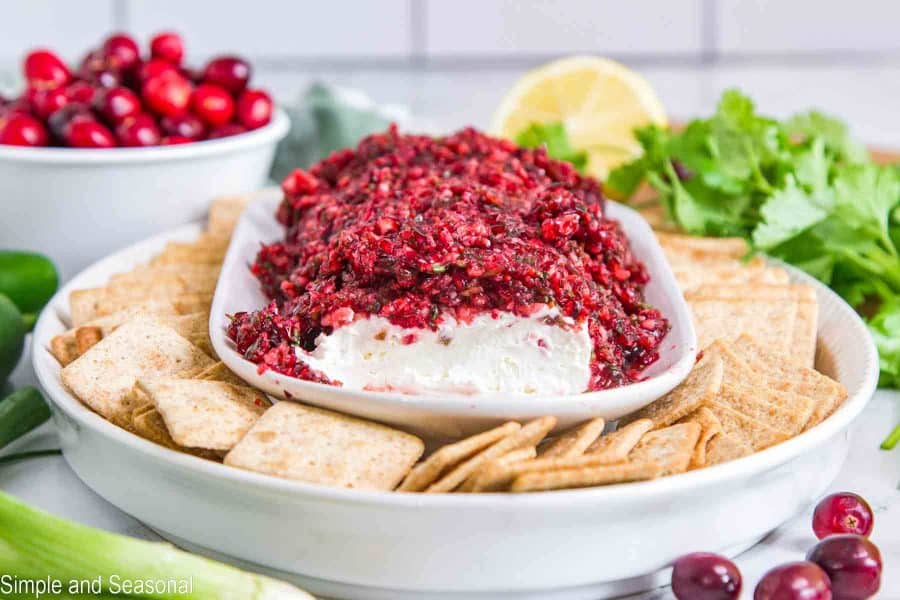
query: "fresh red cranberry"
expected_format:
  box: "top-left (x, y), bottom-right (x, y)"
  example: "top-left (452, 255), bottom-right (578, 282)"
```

top-left (48, 103), bottom-right (93, 139)
top-left (0, 113), bottom-right (49, 146)
top-left (237, 89), bottom-right (273, 129)
top-left (142, 71), bottom-right (192, 117)
top-left (115, 114), bottom-right (160, 147)
top-left (139, 58), bottom-right (178, 82)
top-left (92, 68), bottom-right (122, 89)
top-left (207, 123), bottom-right (246, 139)
top-left (26, 86), bottom-right (68, 119)
top-left (807, 535), bottom-right (881, 600)
top-left (78, 48), bottom-right (105, 75)
top-left (24, 49), bottom-right (71, 88)
top-left (64, 81), bottom-right (98, 104)
top-left (754, 562), bottom-right (832, 600)
top-left (191, 83), bottom-right (234, 126)
top-left (0, 97), bottom-right (32, 118)
top-left (672, 553), bottom-right (742, 600)
top-left (102, 34), bottom-right (140, 71)
top-left (161, 135), bottom-right (193, 145)
top-left (201, 55), bottom-right (251, 94)
top-left (150, 31), bottom-right (184, 65)
top-left (160, 113), bottom-right (206, 140)
top-left (66, 119), bottom-right (116, 148)
top-left (95, 86), bottom-right (142, 124)
top-left (813, 493), bottom-right (874, 540)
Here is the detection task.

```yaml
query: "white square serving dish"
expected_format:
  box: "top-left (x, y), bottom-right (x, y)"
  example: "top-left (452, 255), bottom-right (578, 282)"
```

top-left (210, 189), bottom-right (698, 438)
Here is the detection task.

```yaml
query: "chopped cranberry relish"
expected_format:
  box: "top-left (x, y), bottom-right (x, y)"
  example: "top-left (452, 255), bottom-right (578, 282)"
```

top-left (228, 126), bottom-right (669, 390)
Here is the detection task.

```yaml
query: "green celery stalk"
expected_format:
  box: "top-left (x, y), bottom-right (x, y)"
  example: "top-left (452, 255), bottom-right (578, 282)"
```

top-left (0, 491), bottom-right (313, 600)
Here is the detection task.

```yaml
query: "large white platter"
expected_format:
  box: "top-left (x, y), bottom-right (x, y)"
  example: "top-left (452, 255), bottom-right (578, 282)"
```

top-left (33, 221), bottom-right (878, 600)
top-left (211, 191), bottom-right (698, 438)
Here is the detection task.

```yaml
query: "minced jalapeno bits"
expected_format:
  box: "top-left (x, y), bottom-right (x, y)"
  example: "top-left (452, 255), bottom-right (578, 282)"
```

top-left (228, 126), bottom-right (669, 390)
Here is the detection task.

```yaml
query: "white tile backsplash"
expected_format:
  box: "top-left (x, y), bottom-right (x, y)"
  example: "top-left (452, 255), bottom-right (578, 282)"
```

top-left (423, 0), bottom-right (704, 56)
top-left (718, 0), bottom-right (900, 54)
top-left (0, 0), bottom-right (898, 73)
top-left (125, 0), bottom-right (413, 60)
top-left (0, 0), bottom-right (116, 64)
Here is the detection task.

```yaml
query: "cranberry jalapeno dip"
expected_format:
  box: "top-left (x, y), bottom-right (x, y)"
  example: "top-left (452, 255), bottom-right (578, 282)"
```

top-left (228, 126), bottom-right (669, 394)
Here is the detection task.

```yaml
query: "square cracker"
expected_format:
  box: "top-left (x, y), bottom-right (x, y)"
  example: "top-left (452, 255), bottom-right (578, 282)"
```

top-left (628, 422), bottom-right (701, 476)
top-left (207, 194), bottom-right (254, 237)
top-left (731, 335), bottom-right (846, 427)
top-left (132, 407), bottom-right (222, 461)
top-left (428, 416), bottom-right (557, 493)
top-left (716, 382), bottom-right (813, 436)
top-left (706, 402), bottom-right (790, 451)
top-left (194, 361), bottom-right (246, 386)
top-left (466, 444), bottom-right (629, 493)
top-left (70, 288), bottom-right (212, 326)
top-left (585, 418), bottom-right (654, 462)
top-left (60, 317), bottom-right (215, 427)
top-left (677, 407), bottom-right (723, 469)
top-left (538, 417), bottom-right (606, 459)
top-left (705, 433), bottom-right (753, 465)
top-left (672, 263), bottom-right (789, 294)
top-left (687, 296), bottom-right (798, 355)
top-left (150, 238), bottom-right (229, 266)
top-left (224, 401), bottom-right (425, 491)
top-left (510, 462), bottom-right (661, 493)
top-left (656, 233), bottom-right (749, 260)
top-left (139, 378), bottom-right (270, 451)
top-left (397, 422), bottom-right (521, 492)
top-left (619, 353), bottom-right (723, 428)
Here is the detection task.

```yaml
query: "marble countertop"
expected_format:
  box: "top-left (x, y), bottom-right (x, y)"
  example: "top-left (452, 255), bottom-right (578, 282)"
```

top-left (2, 64), bottom-right (899, 598)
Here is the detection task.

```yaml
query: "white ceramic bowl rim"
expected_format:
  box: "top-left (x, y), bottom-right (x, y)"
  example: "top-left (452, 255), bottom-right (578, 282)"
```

top-left (32, 227), bottom-right (879, 507)
top-left (0, 108), bottom-right (289, 164)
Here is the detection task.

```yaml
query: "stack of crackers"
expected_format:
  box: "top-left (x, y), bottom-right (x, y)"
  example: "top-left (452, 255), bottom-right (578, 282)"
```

top-left (49, 199), bottom-right (848, 494)
top-left (390, 232), bottom-right (847, 493)
top-left (51, 194), bottom-right (426, 491)
top-left (397, 416), bottom-right (694, 493)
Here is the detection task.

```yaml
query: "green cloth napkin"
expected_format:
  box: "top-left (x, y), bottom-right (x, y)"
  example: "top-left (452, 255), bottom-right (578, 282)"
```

top-left (270, 83), bottom-right (409, 182)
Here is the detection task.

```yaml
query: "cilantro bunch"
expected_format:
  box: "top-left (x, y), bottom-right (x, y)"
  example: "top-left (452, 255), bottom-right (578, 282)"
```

top-left (605, 90), bottom-right (900, 448)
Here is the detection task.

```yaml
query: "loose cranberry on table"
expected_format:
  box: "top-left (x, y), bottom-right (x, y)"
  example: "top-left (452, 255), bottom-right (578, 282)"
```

top-left (150, 31), bottom-right (184, 65)
top-left (812, 493), bottom-right (874, 539)
top-left (671, 552), bottom-right (742, 600)
top-left (0, 114), bottom-right (49, 147)
top-left (237, 89), bottom-right (273, 129)
top-left (754, 562), bottom-right (832, 600)
top-left (806, 535), bottom-right (881, 600)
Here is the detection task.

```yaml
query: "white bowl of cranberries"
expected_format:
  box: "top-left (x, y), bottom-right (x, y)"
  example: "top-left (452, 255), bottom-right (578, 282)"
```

top-left (0, 31), bottom-right (289, 278)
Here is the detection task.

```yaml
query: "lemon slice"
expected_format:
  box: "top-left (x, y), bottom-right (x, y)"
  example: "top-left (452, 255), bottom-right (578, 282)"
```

top-left (491, 56), bottom-right (667, 180)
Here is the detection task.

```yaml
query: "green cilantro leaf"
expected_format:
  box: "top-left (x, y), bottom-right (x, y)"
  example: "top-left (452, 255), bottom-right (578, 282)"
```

top-left (515, 122), bottom-right (587, 173)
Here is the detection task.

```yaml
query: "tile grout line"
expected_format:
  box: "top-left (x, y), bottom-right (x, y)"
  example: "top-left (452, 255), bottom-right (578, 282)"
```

top-left (111, 0), bottom-right (131, 31)
top-left (700, 0), bottom-right (720, 65)
top-left (409, 0), bottom-right (427, 68)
